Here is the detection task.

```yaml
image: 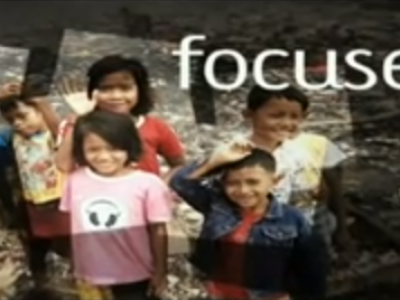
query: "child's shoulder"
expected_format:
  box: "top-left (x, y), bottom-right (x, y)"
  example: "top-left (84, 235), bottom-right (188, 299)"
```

top-left (133, 169), bottom-right (165, 183)
top-left (67, 167), bottom-right (88, 180)
top-left (286, 132), bottom-right (332, 160)
top-left (294, 132), bottom-right (347, 166)
top-left (143, 115), bottom-right (169, 127)
top-left (293, 132), bottom-right (331, 146)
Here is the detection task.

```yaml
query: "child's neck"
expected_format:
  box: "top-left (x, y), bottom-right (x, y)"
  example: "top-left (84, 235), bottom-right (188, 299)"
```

top-left (94, 166), bottom-right (136, 178)
top-left (249, 133), bottom-right (281, 152)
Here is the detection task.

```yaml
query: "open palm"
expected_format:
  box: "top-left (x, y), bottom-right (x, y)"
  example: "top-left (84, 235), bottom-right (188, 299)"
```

top-left (57, 77), bottom-right (95, 115)
top-left (209, 139), bottom-right (254, 167)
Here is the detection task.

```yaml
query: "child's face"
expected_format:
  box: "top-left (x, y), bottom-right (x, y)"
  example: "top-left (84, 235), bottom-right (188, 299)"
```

top-left (244, 98), bottom-right (305, 143)
top-left (3, 102), bottom-right (45, 137)
top-left (93, 71), bottom-right (139, 114)
top-left (83, 132), bottom-right (129, 176)
top-left (223, 165), bottom-right (277, 211)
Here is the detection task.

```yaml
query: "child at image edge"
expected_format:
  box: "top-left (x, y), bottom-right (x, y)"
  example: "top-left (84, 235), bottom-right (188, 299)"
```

top-left (169, 141), bottom-right (328, 300)
top-left (60, 110), bottom-right (171, 300)
top-left (0, 89), bottom-right (69, 286)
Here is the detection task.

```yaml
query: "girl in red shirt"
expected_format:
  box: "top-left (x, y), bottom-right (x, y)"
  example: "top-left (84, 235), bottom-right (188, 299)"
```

top-left (55, 55), bottom-right (185, 176)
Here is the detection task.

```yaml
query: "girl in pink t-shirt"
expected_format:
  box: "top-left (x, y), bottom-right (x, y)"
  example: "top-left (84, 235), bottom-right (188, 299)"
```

top-left (59, 109), bottom-right (172, 300)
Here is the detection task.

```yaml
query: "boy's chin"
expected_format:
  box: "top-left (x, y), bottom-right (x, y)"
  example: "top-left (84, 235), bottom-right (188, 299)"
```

top-left (237, 201), bottom-right (259, 210)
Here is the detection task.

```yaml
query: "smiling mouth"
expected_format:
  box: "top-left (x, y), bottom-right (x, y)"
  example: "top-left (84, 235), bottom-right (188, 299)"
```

top-left (238, 197), bottom-right (256, 204)
top-left (95, 162), bottom-right (115, 169)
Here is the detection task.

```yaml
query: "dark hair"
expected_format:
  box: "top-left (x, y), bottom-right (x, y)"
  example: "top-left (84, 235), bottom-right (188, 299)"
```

top-left (0, 95), bottom-right (35, 114)
top-left (87, 55), bottom-right (153, 116)
top-left (222, 148), bottom-right (276, 177)
top-left (72, 110), bottom-right (142, 166)
top-left (246, 84), bottom-right (309, 112)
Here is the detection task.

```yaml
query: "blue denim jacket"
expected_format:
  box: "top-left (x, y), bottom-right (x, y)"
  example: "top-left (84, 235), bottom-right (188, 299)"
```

top-left (170, 162), bottom-right (328, 299)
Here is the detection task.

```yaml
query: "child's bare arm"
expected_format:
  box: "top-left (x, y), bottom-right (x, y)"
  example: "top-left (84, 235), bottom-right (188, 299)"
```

top-left (323, 166), bottom-right (353, 251)
top-left (55, 78), bottom-right (95, 173)
top-left (32, 97), bottom-right (60, 136)
top-left (148, 223), bottom-right (168, 276)
top-left (162, 158), bottom-right (185, 183)
top-left (323, 167), bottom-right (345, 226)
top-left (54, 121), bottom-right (76, 172)
top-left (320, 137), bottom-right (353, 251)
top-left (147, 223), bottom-right (168, 297)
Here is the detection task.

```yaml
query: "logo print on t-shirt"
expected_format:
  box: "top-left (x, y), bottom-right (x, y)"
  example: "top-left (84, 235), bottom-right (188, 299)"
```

top-left (80, 197), bottom-right (128, 232)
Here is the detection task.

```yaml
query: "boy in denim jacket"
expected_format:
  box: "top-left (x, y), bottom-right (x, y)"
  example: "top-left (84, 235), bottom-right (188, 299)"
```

top-left (169, 141), bottom-right (328, 300)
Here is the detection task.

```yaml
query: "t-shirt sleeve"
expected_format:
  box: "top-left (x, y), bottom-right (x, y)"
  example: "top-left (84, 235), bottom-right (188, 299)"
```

top-left (154, 118), bottom-right (184, 160)
top-left (59, 177), bottom-right (72, 212)
top-left (323, 138), bottom-right (347, 169)
top-left (144, 175), bottom-right (173, 223)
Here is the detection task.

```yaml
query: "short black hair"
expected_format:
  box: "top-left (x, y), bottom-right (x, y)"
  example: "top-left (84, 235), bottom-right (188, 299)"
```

top-left (0, 95), bottom-right (35, 115)
top-left (72, 109), bottom-right (142, 166)
top-left (222, 148), bottom-right (276, 177)
top-left (246, 84), bottom-right (309, 112)
top-left (87, 55), bottom-right (154, 116)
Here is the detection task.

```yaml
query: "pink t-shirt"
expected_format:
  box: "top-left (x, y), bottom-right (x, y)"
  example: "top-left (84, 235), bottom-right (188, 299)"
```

top-left (60, 167), bottom-right (172, 285)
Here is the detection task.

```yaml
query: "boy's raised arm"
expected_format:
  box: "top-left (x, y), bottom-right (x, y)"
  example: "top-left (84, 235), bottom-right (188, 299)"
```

top-left (169, 160), bottom-right (217, 214)
top-left (169, 141), bottom-right (255, 213)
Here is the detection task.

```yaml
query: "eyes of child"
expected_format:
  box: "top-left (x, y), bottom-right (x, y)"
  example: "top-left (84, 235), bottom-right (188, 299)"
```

top-left (7, 111), bottom-right (29, 124)
top-left (267, 112), bottom-right (301, 120)
top-left (98, 85), bottom-right (135, 92)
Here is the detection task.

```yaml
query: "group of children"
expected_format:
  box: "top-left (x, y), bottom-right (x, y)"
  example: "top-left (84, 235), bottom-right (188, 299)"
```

top-left (0, 54), bottom-right (351, 300)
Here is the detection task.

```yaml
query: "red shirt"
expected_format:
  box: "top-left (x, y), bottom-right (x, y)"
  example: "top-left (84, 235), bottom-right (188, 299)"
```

top-left (26, 202), bottom-right (70, 238)
top-left (208, 211), bottom-right (289, 300)
top-left (136, 115), bottom-right (184, 174)
top-left (207, 211), bottom-right (261, 300)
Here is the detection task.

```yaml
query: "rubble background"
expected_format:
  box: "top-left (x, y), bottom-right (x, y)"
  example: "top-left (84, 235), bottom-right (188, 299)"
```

top-left (0, 1), bottom-right (400, 299)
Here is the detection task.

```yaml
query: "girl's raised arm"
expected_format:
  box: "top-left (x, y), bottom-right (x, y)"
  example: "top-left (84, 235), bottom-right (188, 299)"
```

top-left (55, 119), bottom-right (76, 173)
top-left (55, 79), bottom-right (95, 173)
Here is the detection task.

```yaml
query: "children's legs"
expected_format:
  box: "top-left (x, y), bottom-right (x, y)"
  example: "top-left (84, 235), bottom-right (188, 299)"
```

top-left (0, 169), bottom-right (15, 226)
top-left (110, 280), bottom-right (153, 300)
top-left (313, 207), bottom-right (337, 252)
top-left (27, 238), bottom-right (52, 284)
